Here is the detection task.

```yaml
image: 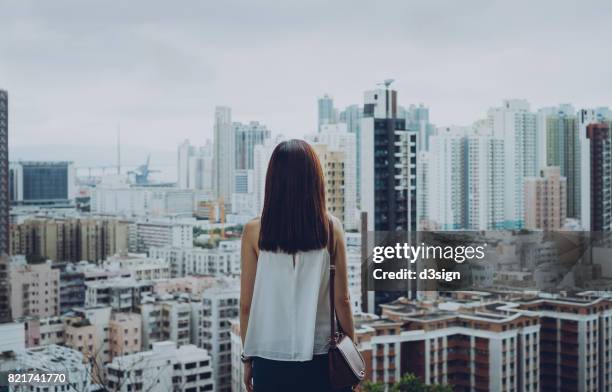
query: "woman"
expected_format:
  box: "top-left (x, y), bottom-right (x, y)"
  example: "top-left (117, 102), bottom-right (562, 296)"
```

top-left (240, 139), bottom-right (355, 392)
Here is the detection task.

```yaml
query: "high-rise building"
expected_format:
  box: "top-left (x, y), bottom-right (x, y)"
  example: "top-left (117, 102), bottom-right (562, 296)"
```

top-left (360, 83), bottom-right (418, 310)
top-left (488, 99), bottom-right (537, 229)
top-left (464, 130), bottom-right (505, 230)
top-left (0, 254), bottom-right (11, 322)
top-left (213, 106), bottom-right (234, 204)
top-left (177, 139), bottom-right (194, 189)
top-left (427, 127), bottom-right (466, 230)
top-left (340, 104), bottom-right (363, 202)
top-left (253, 135), bottom-right (285, 215)
top-left (360, 85), bottom-right (418, 232)
top-left (583, 122), bottom-right (611, 232)
top-left (0, 90), bottom-right (8, 258)
top-left (524, 166), bottom-right (567, 231)
top-left (234, 121), bottom-right (270, 170)
top-left (425, 126), bottom-right (504, 231)
top-left (9, 161), bottom-right (76, 206)
top-left (399, 103), bottom-right (436, 152)
top-left (578, 108), bottom-right (612, 231)
top-left (318, 94), bottom-right (337, 131)
top-left (0, 92), bottom-right (9, 322)
top-left (537, 105), bottom-right (581, 219)
top-left (10, 216), bottom-right (130, 262)
top-left (306, 123), bottom-right (358, 230)
top-left (178, 139), bottom-right (214, 192)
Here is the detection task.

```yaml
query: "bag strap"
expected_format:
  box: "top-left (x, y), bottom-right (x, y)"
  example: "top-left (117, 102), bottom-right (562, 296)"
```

top-left (328, 217), bottom-right (337, 343)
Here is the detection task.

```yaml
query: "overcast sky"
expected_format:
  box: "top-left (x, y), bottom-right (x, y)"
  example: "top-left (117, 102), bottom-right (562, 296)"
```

top-left (2, 0), bottom-right (612, 154)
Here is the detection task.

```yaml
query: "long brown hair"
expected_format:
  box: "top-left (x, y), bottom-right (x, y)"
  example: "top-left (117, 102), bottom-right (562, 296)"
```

top-left (259, 139), bottom-right (329, 254)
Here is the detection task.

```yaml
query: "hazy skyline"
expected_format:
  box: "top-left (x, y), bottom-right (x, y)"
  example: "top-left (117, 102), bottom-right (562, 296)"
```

top-left (3, 0), bottom-right (612, 156)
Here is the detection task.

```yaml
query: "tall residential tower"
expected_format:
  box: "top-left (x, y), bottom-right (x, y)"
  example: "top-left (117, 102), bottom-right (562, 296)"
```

top-left (213, 106), bottom-right (234, 204)
top-left (0, 90), bottom-right (10, 323)
top-left (488, 99), bottom-right (537, 229)
top-left (361, 85), bottom-right (417, 232)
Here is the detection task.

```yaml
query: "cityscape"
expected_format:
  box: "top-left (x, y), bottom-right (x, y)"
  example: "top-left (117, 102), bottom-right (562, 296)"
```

top-left (2, 81), bottom-right (612, 391)
top-left (2, 2), bottom-right (612, 392)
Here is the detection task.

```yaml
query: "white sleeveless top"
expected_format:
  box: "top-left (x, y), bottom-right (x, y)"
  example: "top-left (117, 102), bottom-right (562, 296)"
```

top-left (243, 248), bottom-right (332, 361)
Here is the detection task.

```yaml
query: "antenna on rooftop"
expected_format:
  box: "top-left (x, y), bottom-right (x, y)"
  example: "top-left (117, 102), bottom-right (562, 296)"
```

top-left (117, 123), bottom-right (121, 175)
top-left (377, 79), bottom-right (395, 89)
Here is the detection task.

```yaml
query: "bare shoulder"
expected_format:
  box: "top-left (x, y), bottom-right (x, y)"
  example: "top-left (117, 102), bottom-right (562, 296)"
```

top-left (328, 214), bottom-right (344, 240)
top-left (243, 217), bottom-right (261, 245)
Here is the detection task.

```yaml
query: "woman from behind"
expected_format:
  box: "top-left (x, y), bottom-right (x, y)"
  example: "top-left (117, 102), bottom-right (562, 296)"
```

top-left (240, 139), bottom-right (355, 392)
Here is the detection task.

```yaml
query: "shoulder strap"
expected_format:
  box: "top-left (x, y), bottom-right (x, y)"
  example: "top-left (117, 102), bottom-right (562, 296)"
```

top-left (328, 217), bottom-right (337, 342)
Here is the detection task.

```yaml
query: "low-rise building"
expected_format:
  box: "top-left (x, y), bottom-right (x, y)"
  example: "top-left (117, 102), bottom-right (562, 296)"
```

top-left (10, 345), bottom-right (91, 392)
top-left (153, 276), bottom-right (215, 296)
top-left (105, 341), bottom-right (214, 392)
top-left (140, 295), bottom-right (192, 349)
top-left (104, 252), bottom-right (170, 281)
top-left (21, 316), bottom-right (64, 347)
top-left (149, 240), bottom-right (240, 278)
top-left (129, 218), bottom-right (194, 253)
top-left (9, 258), bottom-right (60, 318)
top-left (85, 278), bottom-right (153, 312)
top-left (109, 312), bottom-right (142, 359)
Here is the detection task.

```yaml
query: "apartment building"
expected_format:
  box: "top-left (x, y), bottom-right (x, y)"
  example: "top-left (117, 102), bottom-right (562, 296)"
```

top-left (352, 291), bottom-right (612, 392)
top-left (524, 166), bottom-right (567, 230)
top-left (129, 218), bottom-right (194, 253)
top-left (11, 345), bottom-right (91, 392)
top-left (109, 312), bottom-right (142, 358)
top-left (152, 276), bottom-right (215, 296)
top-left (9, 258), bottom-right (60, 318)
top-left (346, 234), bottom-right (363, 314)
top-left (229, 319), bottom-right (245, 392)
top-left (105, 341), bottom-right (214, 392)
top-left (85, 278), bottom-right (153, 312)
top-left (64, 306), bottom-right (142, 381)
top-left (578, 108), bottom-right (612, 231)
top-left (140, 296), bottom-right (192, 349)
top-left (51, 260), bottom-right (135, 314)
top-left (9, 216), bottom-right (129, 262)
top-left (190, 280), bottom-right (239, 392)
top-left (91, 187), bottom-right (196, 218)
top-left (149, 240), bottom-right (240, 278)
top-left (508, 296), bottom-right (612, 392)
top-left (21, 316), bottom-right (64, 347)
top-left (488, 99), bottom-right (537, 229)
top-left (306, 123), bottom-right (358, 230)
top-left (103, 252), bottom-right (170, 281)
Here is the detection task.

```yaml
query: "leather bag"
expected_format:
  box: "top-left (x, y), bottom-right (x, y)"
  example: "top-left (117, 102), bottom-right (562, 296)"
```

top-left (327, 219), bottom-right (366, 389)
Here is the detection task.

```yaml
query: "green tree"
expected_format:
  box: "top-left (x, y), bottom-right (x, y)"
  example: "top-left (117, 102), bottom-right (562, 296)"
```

top-left (363, 373), bottom-right (452, 392)
top-left (362, 381), bottom-right (386, 392)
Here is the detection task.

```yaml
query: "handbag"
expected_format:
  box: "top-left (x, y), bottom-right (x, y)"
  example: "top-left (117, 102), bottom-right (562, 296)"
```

top-left (327, 218), bottom-right (366, 389)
